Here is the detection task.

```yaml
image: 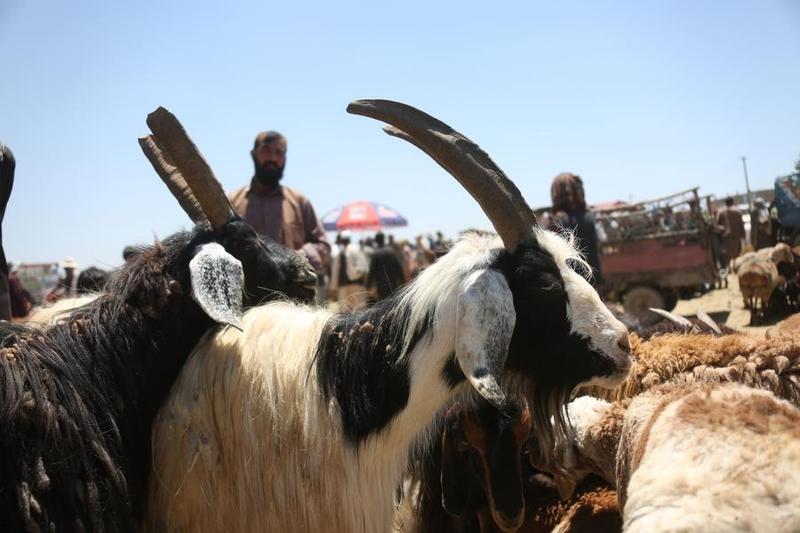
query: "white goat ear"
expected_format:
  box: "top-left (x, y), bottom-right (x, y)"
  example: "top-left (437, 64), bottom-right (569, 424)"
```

top-left (189, 242), bottom-right (245, 330)
top-left (455, 268), bottom-right (516, 408)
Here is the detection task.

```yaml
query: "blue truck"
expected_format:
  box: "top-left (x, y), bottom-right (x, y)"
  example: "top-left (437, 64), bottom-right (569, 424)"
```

top-left (775, 173), bottom-right (800, 244)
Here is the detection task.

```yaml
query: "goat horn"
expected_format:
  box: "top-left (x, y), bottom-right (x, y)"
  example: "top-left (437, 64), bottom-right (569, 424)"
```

top-left (145, 107), bottom-right (235, 230)
top-left (138, 136), bottom-right (208, 224)
top-left (696, 310), bottom-right (722, 335)
top-left (348, 100), bottom-right (536, 252)
top-left (648, 308), bottom-right (693, 329)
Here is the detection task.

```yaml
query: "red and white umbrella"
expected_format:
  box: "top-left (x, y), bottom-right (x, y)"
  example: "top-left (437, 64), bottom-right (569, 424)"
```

top-left (321, 200), bottom-right (408, 232)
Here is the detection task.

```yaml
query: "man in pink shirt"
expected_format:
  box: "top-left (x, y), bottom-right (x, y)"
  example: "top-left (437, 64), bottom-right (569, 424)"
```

top-left (229, 131), bottom-right (330, 273)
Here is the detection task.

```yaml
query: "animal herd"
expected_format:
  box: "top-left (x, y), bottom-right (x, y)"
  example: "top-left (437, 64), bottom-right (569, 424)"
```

top-left (2, 100), bottom-right (799, 532)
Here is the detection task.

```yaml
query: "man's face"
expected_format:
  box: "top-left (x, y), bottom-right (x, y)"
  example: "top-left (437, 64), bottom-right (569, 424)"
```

top-left (252, 140), bottom-right (287, 186)
top-left (254, 141), bottom-right (286, 169)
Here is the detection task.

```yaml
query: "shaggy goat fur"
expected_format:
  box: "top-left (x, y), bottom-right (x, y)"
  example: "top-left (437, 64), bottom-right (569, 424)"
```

top-left (0, 223), bottom-right (314, 533)
top-left (410, 400), bottom-right (531, 532)
top-left (526, 475), bottom-right (620, 533)
top-left (408, 396), bottom-right (620, 533)
top-left (147, 230), bottom-right (631, 533)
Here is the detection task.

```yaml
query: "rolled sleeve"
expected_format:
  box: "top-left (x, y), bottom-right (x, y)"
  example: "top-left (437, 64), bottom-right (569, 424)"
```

top-left (300, 200), bottom-right (331, 272)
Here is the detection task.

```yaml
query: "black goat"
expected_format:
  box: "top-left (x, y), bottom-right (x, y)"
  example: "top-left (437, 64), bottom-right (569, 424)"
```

top-left (0, 108), bottom-right (316, 533)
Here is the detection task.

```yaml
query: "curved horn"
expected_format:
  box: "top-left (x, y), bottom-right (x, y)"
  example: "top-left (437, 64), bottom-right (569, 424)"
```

top-left (648, 308), bottom-right (693, 329)
top-left (696, 310), bottom-right (722, 335)
top-left (347, 99), bottom-right (536, 252)
top-left (145, 107), bottom-right (235, 229)
top-left (138, 136), bottom-right (207, 224)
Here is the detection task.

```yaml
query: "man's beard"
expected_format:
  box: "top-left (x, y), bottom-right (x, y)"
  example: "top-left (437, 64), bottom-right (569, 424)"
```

top-left (254, 160), bottom-right (285, 188)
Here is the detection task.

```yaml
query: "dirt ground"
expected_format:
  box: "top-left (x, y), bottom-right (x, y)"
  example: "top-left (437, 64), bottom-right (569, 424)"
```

top-left (671, 274), bottom-right (772, 336)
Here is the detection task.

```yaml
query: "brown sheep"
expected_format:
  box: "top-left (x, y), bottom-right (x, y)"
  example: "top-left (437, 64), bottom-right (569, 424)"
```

top-left (737, 257), bottom-right (779, 314)
top-left (536, 383), bottom-right (800, 532)
top-left (734, 243), bottom-right (794, 318)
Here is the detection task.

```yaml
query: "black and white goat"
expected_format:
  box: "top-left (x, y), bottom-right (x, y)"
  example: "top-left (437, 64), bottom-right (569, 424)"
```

top-left (0, 109), bottom-right (316, 533)
top-left (147, 100), bottom-right (632, 532)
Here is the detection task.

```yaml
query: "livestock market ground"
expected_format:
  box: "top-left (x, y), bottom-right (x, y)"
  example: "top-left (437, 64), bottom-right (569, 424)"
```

top-left (671, 274), bottom-right (774, 336)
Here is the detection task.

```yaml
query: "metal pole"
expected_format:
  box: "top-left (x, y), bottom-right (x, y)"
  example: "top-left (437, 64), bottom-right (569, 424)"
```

top-left (741, 156), bottom-right (753, 209)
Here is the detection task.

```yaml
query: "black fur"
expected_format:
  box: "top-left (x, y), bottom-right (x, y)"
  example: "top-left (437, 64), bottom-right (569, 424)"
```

top-left (315, 295), bottom-right (435, 444)
top-left (488, 237), bottom-right (617, 442)
top-left (317, 235), bottom-right (619, 446)
top-left (441, 353), bottom-right (465, 389)
top-left (76, 267), bottom-right (110, 294)
top-left (0, 219), bottom-right (313, 533)
top-left (416, 400), bottom-right (528, 532)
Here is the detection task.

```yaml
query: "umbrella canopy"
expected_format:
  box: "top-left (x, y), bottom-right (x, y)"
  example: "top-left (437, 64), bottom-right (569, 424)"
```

top-left (321, 200), bottom-right (408, 232)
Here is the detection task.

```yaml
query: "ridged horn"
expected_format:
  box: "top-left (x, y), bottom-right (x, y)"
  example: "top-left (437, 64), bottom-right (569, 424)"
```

top-left (347, 99), bottom-right (536, 252)
top-left (145, 107), bottom-right (234, 229)
top-left (138, 135), bottom-right (207, 224)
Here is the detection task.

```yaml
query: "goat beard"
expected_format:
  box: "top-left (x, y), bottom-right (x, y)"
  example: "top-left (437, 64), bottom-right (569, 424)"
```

top-left (253, 158), bottom-right (285, 189)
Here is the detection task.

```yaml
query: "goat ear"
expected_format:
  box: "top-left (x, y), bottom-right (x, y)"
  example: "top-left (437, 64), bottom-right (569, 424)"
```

top-left (554, 475), bottom-right (577, 500)
top-left (441, 419), bottom-right (472, 516)
top-left (455, 269), bottom-right (515, 407)
top-left (189, 242), bottom-right (245, 330)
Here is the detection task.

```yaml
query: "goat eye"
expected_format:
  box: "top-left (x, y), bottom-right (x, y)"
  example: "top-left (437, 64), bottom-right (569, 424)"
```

top-left (566, 258), bottom-right (590, 280)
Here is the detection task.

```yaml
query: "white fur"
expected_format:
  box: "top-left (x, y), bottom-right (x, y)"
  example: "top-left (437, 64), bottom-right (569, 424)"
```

top-left (559, 385), bottom-right (800, 533)
top-left (623, 386), bottom-right (800, 532)
top-left (535, 228), bottom-right (631, 387)
top-left (26, 294), bottom-right (100, 327)
top-left (147, 231), bottom-right (630, 532)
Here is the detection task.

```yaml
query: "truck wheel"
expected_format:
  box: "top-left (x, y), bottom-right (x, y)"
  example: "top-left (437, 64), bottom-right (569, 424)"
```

top-left (663, 290), bottom-right (679, 311)
top-left (623, 286), bottom-right (665, 325)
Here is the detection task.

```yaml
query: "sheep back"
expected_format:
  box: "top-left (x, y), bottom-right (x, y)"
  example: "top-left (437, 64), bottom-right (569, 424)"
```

top-left (622, 384), bottom-right (800, 532)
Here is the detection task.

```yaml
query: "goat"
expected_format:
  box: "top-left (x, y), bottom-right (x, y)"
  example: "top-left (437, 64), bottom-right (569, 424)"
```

top-left (409, 399), bottom-right (532, 532)
top-left (536, 384), bottom-right (800, 532)
top-left (146, 99), bottom-right (632, 532)
top-left (411, 398), bottom-right (620, 533)
top-left (0, 108), bottom-right (317, 533)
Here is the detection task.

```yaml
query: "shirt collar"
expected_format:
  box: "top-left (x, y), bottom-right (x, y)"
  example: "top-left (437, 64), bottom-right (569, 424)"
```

top-left (248, 178), bottom-right (284, 198)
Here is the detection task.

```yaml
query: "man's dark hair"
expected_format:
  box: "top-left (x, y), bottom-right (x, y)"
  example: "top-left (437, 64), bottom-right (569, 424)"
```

top-left (551, 172), bottom-right (587, 214)
top-left (725, 197), bottom-right (734, 207)
top-left (253, 131), bottom-right (287, 150)
top-left (76, 267), bottom-right (110, 294)
top-left (375, 232), bottom-right (386, 247)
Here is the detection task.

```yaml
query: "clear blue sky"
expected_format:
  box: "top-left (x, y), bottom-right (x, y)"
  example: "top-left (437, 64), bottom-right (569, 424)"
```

top-left (1, 0), bottom-right (798, 270)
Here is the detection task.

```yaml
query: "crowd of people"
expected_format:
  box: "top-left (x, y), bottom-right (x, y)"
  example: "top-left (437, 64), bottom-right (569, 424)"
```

top-left (326, 229), bottom-right (451, 311)
top-left (713, 195), bottom-right (778, 271)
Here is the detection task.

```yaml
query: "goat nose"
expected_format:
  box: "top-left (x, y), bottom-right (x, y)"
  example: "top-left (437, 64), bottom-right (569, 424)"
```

top-left (301, 267), bottom-right (318, 287)
top-left (617, 334), bottom-right (631, 354)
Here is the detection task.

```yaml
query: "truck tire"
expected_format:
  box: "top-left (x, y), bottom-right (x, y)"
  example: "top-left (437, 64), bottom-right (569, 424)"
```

top-left (663, 289), bottom-right (679, 311)
top-left (623, 286), bottom-right (666, 325)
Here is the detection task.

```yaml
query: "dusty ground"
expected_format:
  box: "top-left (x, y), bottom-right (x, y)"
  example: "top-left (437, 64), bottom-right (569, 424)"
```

top-left (672, 274), bottom-right (772, 335)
